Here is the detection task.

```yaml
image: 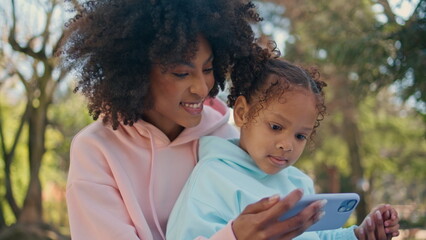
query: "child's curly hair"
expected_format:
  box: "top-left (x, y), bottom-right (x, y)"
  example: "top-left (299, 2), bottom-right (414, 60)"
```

top-left (228, 45), bottom-right (327, 139)
top-left (59, 0), bottom-right (262, 129)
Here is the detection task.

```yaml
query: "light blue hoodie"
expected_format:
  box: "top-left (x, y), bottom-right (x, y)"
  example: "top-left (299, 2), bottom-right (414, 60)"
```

top-left (167, 136), bottom-right (357, 240)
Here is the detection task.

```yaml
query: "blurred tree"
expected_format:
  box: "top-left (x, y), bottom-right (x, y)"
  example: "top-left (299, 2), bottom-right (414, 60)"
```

top-left (257, 0), bottom-right (425, 224)
top-left (384, 0), bottom-right (426, 110)
top-left (0, 0), bottom-right (69, 236)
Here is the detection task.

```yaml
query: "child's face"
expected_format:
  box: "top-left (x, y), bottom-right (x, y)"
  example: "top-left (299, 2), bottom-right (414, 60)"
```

top-left (234, 88), bottom-right (318, 175)
top-left (144, 35), bottom-right (215, 140)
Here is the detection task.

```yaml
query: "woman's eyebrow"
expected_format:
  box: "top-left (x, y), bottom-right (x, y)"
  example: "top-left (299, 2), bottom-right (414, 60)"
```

top-left (174, 54), bottom-right (214, 68)
top-left (204, 54), bottom-right (214, 65)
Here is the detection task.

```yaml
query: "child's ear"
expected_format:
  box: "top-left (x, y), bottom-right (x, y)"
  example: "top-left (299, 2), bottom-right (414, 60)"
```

top-left (233, 96), bottom-right (249, 127)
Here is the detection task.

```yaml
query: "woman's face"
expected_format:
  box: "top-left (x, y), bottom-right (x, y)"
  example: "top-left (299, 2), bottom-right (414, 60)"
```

top-left (144, 35), bottom-right (215, 140)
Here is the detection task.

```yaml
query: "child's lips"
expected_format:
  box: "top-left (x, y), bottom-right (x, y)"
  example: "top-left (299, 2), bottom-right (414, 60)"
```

top-left (268, 155), bottom-right (289, 166)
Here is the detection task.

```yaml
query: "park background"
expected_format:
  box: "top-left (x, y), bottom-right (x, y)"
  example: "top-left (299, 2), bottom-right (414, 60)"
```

top-left (0, 0), bottom-right (425, 239)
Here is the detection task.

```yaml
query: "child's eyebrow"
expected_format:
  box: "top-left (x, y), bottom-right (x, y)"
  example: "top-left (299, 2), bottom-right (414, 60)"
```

top-left (301, 126), bottom-right (314, 132)
top-left (270, 112), bottom-right (314, 132)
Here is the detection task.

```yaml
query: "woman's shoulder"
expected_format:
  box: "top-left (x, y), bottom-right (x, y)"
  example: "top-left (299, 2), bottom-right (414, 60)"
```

top-left (72, 120), bottom-right (116, 146)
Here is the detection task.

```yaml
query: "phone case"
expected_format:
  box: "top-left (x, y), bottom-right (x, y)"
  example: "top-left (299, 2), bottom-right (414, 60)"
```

top-left (278, 193), bottom-right (360, 231)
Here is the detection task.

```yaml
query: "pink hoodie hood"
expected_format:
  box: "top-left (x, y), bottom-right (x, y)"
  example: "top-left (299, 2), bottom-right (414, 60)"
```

top-left (67, 98), bottom-right (238, 240)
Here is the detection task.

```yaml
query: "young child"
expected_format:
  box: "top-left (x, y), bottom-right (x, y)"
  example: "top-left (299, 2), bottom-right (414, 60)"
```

top-left (166, 52), bottom-right (400, 240)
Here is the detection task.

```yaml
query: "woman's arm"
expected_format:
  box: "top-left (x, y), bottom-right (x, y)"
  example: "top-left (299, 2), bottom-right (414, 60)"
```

top-left (232, 189), bottom-right (325, 240)
top-left (67, 129), bottom-right (143, 240)
top-left (67, 180), bottom-right (141, 240)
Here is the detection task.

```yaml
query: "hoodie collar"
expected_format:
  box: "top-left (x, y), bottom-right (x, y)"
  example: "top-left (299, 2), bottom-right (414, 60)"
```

top-left (131, 98), bottom-right (231, 147)
top-left (199, 136), bottom-right (284, 179)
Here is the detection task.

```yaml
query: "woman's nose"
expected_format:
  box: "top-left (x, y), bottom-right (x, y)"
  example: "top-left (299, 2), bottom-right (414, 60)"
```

top-left (190, 75), bottom-right (211, 97)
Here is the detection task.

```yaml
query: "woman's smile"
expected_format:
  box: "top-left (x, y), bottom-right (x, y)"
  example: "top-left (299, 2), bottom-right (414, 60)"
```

top-left (180, 101), bottom-right (204, 115)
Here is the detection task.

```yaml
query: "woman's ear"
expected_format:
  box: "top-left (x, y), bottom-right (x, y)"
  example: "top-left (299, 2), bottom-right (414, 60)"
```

top-left (233, 96), bottom-right (249, 128)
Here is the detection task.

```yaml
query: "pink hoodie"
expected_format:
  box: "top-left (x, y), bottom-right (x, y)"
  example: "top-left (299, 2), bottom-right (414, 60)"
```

top-left (67, 98), bottom-right (239, 240)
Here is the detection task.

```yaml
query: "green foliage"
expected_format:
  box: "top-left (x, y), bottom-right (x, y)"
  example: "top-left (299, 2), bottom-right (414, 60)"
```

top-left (389, 0), bottom-right (426, 103)
top-left (259, 0), bottom-right (426, 221)
top-left (0, 83), bottom-right (92, 233)
top-left (41, 90), bottom-right (92, 233)
top-left (360, 92), bottom-right (426, 182)
top-left (0, 96), bottom-right (29, 224)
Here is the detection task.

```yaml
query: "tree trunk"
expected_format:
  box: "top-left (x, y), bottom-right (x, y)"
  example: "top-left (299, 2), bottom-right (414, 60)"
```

top-left (341, 101), bottom-right (368, 224)
top-left (17, 103), bottom-right (47, 224)
top-left (0, 204), bottom-right (6, 229)
top-left (325, 165), bottom-right (340, 193)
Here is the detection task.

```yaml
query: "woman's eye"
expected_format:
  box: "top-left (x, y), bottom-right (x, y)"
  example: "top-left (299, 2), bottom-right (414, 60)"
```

top-left (269, 123), bottom-right (282, 131)
top-left (296, 134), bottom-right (307, 141)
top-left (172, 72), bottom-right (189, 78)
top-left (203, 67), bottom-right (214, 74)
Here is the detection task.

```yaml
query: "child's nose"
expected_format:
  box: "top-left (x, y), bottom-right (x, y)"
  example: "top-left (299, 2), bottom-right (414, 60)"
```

top-left (276, 139), bottom-right (293, 152)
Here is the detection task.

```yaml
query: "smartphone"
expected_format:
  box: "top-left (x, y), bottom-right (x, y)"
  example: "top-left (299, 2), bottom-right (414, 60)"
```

top-left (278, 193), bottom-right (360, 231)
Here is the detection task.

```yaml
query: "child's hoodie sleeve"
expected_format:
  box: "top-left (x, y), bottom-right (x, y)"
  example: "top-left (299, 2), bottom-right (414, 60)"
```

top-left (317, 225), bottom-right (358, 240)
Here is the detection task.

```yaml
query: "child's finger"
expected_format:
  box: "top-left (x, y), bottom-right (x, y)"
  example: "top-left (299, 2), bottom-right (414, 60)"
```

top-left (364, 216), bottom-right (376, 239)
top-left (355, 226), bottom-right (366, 240)
top-left (384, 211), bottom-right (399, 227)
top-left (382, 209), bottom-right (391, 221)
top-left (385, 224), bottom-right (400, 235)
top-left (373, 210), bottom-right (387, 239)
top-left (390, 208), bottom-right (399, 221)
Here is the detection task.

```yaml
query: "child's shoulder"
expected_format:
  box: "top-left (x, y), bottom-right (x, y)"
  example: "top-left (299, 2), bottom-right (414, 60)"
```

top-left (198, 136), bottom-right (240, 159)
top-left (199, 135), bottom-right (230, 144)
top-left (285, 166), bottom-right (312, 180)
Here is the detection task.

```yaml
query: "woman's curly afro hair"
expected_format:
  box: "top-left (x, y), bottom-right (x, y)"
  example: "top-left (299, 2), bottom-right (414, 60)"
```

top-left (59, 0), bottom-right (262, 129)
top-left (228, 44), bottom-right (327, 140)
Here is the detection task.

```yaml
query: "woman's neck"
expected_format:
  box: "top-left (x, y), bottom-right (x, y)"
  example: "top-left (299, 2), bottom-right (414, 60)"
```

top-left (142, 114), bottom-right (184, 141)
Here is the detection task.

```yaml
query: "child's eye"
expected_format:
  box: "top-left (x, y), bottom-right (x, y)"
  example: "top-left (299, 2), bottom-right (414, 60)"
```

top-left (296, 134), bottom-right (307, 141)
top-left (269, 123), bottom-right (282, 131)
top-left (172, 72), bottom-right (189, 78)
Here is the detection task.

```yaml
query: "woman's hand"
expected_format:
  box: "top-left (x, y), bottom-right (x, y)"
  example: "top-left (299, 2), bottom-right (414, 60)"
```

top-left (354, 204), bottom-right (400, 240)
top-left (232, 189), bottom-right (325, 240)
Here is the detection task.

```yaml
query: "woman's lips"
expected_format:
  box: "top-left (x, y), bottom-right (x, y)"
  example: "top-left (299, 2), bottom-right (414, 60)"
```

top-left (181, 101), bottom-right (203, 115)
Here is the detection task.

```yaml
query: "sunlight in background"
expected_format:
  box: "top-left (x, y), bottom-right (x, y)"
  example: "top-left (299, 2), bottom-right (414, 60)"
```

top-left (256, 0), bottom-right (419, 55)
top-left (373, 0), bottom-right (419, 23)
top-left (389, 0), bottom-right (419, 19)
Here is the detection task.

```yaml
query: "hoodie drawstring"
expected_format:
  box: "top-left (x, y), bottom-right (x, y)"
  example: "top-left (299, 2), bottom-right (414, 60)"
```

top-left (147, 130), bottom-right (166, 240)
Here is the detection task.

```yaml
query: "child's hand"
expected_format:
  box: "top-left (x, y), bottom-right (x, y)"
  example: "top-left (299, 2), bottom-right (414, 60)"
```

top-left (354, 204), bottom-right (400, 240)
top-left (382, 205), bottom-right (400, 238)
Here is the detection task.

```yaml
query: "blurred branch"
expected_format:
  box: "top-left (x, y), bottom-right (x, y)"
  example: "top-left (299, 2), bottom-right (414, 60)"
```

top-left (408, 0), bottom-right (425, 22)
top-left (9, 0), bottom-right (46, 60)
top-left (46, 68), bottom-right (67, 103)
top-left (377, 0), bottom-right (397, 24)
top-left (0, 203), bottom-right (5, 229)
top-left (0, 103), bottom-right (29, 218)
top-left (14, 69), bottom-right (30, 93)
top-left (41, 1), bottom-right (56, 51)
